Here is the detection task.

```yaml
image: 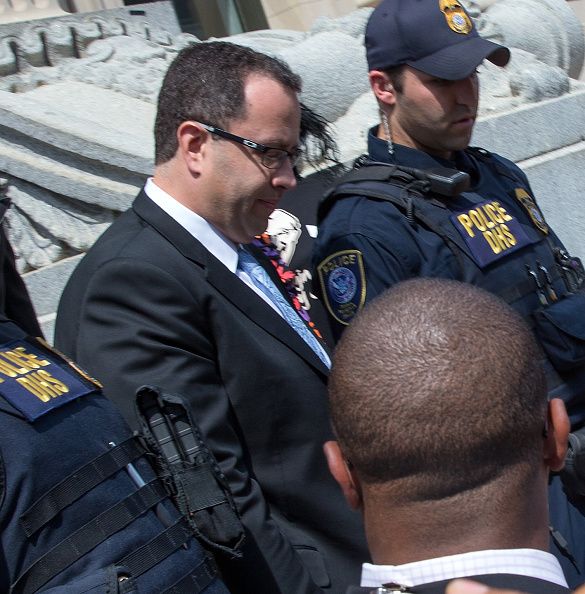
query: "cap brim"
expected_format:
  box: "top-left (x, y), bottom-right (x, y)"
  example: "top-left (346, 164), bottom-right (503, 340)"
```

top-left (408, 37), bottom-right (510, 80)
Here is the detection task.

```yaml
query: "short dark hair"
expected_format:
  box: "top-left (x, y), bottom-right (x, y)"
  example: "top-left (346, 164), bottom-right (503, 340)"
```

top-left (329, 279), bottom-right (548, 499)
top-left (382, 65), bottom-right (406, 93)
top-left (155, 41), bottom-right (302, 165)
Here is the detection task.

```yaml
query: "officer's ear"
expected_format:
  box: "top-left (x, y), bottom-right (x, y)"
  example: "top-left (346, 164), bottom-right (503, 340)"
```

top-left (176, 121), bottom-right (210, 174)
top-left (369, 70), bottom-right (397, 107)
top-left (544, 398), bottom-right (570, 472)
top-left (323, 441), bottom-right (362, 510)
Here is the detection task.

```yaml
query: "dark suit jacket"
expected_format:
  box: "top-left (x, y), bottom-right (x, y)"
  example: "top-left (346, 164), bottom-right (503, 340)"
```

top-left (346, 573), bottom-right (571, 594)
top-left (55, 191), bottom-right (368, 594)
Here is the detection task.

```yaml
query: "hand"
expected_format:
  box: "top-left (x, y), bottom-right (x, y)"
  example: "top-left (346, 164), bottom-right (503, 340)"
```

top-left (446, 578), bottom-right (585, 594)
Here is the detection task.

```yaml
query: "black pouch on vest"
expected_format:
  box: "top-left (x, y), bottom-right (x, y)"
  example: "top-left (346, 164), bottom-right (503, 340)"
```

top-left (532, 291), bottom-right (585, 371)
top-left (135, 385), bottom-right (244, 558)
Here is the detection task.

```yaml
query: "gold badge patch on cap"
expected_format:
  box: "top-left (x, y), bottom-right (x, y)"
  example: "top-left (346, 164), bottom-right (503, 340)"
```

top-left (439, 0), bottom-right (473, 34)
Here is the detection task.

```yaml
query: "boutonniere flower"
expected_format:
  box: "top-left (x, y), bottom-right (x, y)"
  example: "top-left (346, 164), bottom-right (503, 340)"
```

top-left (253, 233), bottom-right (323, 340)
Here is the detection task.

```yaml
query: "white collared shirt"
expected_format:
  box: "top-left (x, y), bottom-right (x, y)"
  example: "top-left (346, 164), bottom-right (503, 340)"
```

top-left (144, 178), bottom-right (285, 316)
top-left (360, 549), bottom-right (567, 588)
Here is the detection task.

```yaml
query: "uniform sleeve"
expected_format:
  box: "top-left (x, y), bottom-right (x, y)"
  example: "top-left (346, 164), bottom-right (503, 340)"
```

top-left (313, 230), bottom-right (411, 341)
top-left (59, 258), bottom-right (324, 594)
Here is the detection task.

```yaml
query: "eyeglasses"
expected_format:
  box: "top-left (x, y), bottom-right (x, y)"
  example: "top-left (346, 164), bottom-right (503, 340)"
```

top-left (199, 123), bottom-right (302, 170)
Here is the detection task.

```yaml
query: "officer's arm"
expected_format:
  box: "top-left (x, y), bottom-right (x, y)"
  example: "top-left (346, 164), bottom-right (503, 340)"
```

top-left (58, 258), bottom-right (323, 594)
top-left (313, 232), bottom-right (410, 340)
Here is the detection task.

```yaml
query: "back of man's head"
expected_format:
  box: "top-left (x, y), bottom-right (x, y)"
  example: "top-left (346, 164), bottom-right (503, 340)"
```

top-left (329, 278), bottom-right (548, 503)
top-left (154, 41), bottom-right (301, 165)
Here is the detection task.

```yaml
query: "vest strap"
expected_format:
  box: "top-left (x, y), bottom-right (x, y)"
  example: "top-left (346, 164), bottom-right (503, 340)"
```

top-left (328, 181), bottom-right (561, 307)
top-left (120, 517), bottom-right (216, 591)
top-left (12, 479), bottom-right (168, 594)
top-left (161, 556), bottom-right (219, 594)
top-left (20, 436), bottom-right (146, 537)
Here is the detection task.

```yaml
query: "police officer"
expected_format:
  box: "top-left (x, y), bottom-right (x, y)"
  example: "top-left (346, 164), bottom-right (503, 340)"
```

top-left (0, 312), bottom-right (230, 593)
top-left (314, 0), bottom-right (585, 585)
top-left (0, 215), bottom-right (230, 592)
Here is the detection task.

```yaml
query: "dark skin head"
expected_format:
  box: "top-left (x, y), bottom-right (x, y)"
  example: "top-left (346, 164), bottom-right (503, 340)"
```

top-left (326, 278), bottom-right (569, 564)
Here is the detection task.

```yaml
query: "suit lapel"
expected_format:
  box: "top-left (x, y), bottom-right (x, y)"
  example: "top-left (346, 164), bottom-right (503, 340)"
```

top-left (132, 191), bottom-right (330, 376)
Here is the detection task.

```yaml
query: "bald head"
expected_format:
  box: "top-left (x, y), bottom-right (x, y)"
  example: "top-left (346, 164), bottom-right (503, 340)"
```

top-left (329, 278), bottom-right (548, 498)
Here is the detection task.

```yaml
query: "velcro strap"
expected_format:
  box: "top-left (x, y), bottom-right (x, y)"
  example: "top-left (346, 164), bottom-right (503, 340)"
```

top-left (12, 479), bottom-right (167, 594)
top-left (182, 463), bottom-right (226, 510)
top-left (20, 436), bottom-right (146, 537)
top-left (162, 556), bottom-right (219, 594)
top-left (120, 517), bottom-right (193, 579)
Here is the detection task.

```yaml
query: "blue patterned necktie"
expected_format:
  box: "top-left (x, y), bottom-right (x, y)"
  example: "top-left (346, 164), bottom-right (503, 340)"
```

top-left (237, 247), bottom-right (330, 369)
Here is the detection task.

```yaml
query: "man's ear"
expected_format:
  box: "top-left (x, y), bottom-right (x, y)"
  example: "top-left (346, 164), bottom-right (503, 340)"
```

top-left (545, 398), bottom-right (570, 472)
top-left (177, 121), bottom-right (208, 173)
top-left (323, 441), bottom-right (362, 510)
top-left (368, 70), bottom-right (397, 106)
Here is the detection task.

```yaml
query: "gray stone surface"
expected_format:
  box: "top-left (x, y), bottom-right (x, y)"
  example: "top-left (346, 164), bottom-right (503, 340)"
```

top-left (475, 0), bottom-right (585, 79)
top-left (23, 254), bottom-right (84, 340)
top-left (0, 1), bottom-right (181, 41)
top-left (472, 83), bottom-right (585, 163)
top-left (279, 31), bottom-right (369, 122)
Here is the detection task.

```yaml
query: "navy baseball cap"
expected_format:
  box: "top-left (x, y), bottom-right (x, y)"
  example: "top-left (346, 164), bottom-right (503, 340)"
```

top-left (365, 0), bottom-right (510, 80)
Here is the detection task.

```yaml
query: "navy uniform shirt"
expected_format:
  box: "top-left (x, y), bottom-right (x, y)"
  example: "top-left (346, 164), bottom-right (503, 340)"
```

top-left (315, 128), bottom-right (563, 322)
top-left (314, 128), bottom-right (585, 423)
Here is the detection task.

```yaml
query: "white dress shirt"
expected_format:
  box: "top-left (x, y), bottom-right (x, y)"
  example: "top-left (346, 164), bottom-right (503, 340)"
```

top-left (360, 549), bottom-right (567, 588)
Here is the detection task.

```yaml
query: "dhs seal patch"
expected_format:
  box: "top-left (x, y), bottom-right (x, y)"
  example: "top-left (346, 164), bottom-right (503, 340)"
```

top-left (514, 188), bottom-right (549, 235)
top-left (317, 250), bottom-right (366, 326)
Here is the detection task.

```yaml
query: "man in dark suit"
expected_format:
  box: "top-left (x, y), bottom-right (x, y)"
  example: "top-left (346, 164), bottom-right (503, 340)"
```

top-left (55, 41), bottom-right (367, 594)
top-left (325, 278), bottom-right (571, 594)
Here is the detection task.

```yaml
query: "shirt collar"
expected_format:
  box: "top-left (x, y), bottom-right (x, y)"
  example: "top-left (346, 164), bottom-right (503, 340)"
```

top-left (144, 178), bottom-right (239, 272)
top-left (360, 549), bottom-right (568, 588)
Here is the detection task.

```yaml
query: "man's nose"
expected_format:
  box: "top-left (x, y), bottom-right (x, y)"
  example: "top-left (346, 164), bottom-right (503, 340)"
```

top-left (273, 159), bottom-right (298, 191)
top-left (455, 73), bottom-right (478, 105)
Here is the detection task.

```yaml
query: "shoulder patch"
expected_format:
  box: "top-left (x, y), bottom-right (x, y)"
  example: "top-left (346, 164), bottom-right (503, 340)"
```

top-left (317, 250), bottom-right (366, 326)
top-left (514, 188), bottom-right (549, 235)
top-left (0, 337), bottom-right (99, 422)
